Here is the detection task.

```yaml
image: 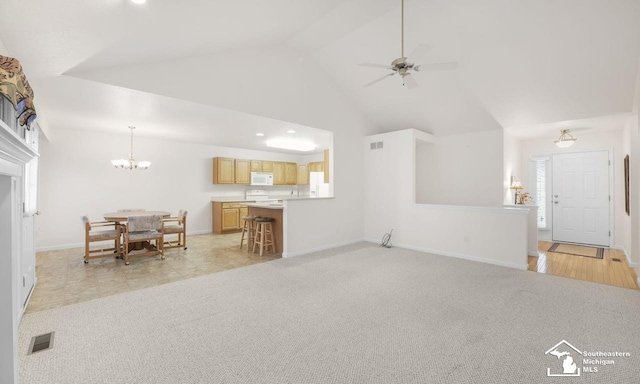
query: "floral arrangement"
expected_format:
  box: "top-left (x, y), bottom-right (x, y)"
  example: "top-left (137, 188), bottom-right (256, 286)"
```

top-left (517, 191), bottom-right (534, 205)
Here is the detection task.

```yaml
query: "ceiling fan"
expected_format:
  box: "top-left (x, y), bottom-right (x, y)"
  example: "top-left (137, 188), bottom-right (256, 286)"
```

top-left (360, 0), bottom-right (459, 89)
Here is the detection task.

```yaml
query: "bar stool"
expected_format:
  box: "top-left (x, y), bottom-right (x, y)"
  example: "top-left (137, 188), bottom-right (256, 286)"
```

top-left (253, 217), bottom-right (276, 256)
top-left (239, 215), bottom-right (256, 250)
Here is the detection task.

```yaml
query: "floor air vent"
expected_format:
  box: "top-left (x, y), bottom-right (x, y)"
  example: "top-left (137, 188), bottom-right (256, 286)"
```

top-left (612, 258), bottom-right (622, 262)
top-left (28, 332), bottom-right (54, 355)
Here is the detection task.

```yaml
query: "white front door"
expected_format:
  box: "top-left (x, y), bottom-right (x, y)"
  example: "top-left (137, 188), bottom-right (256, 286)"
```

top-left (552, 151), bottom-right (610, 246)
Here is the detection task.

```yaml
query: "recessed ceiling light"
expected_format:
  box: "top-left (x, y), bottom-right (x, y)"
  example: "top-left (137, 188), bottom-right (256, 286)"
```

top-left (266, 138), bottom-right (315, 152)
top-left (131, 0), bottom-right (146, 4)
top-left (287, 129), bottom-right (296, 134)
top-left (256, 133), bottom-right (264, 137)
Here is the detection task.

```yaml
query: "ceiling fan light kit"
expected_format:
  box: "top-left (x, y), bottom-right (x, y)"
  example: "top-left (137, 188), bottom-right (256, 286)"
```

top-left (359, 0), bottom-right (458, 89)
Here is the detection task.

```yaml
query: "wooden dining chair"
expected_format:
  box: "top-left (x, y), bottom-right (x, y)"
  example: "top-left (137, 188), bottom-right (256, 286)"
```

top-left (81, 215), bottom-right (122, 264)
top-left (121, 214), bottom-right (164, 265)
top-left (163, 210), bottom-right (188, 250)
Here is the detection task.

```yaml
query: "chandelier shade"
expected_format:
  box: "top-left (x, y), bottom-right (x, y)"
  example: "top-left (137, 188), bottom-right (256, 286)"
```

top-left (111, 126), bottom-right (151, 170)
top-left (554, 129), bottom-right (577, 148)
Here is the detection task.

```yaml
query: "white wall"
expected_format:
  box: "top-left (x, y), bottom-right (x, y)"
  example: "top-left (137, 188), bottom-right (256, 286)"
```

top-left (0, 37), bottom-right (7, 55)
top-left (621, 120), bottom-right (633, 262)
top-left (630, 119), bottom-right (640, 269)
top-left (503, 131), bottom-right (523, 205)
top-left (40, 44), bottom-right (370, 254)
top-left (633, 62), bottom-right (640, 279)
top-left (37, 129), bottom-right (318, 250)
top-left (520, 130), bottom-right (632, 263)
top-left (0, 175), bottom-right (17, 384)
top-left (365, 129), bottom-right (529, 270)
top-left (72, 45), bottom-right (370, 256)
top-left (415, 129), bottom-right (504, 206)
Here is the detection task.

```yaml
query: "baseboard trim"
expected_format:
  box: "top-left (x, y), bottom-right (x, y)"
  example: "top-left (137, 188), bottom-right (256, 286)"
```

top-left (528, 250), bottom-right (538, 257)
top-left (19, 276), bottom-right (37, 323)
top-left (364, 238), bottom-right (528, 271)
top-left (36, 229), bottom-right (213, 252)
top-left (612, 245), bottom-right (638, 268)
top-left (283, 238), bottom-right (365, 258)
top-left (36, 242), bottom-right (84, 252)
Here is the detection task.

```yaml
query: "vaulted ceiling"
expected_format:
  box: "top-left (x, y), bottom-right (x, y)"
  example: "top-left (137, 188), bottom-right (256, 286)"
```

top-left (1, 0), bottom-right (639, 148)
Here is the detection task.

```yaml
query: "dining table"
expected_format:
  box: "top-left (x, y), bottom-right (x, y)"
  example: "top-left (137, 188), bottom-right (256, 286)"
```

top-left (103, 210), bottom-right (171, 222)
top-left (103, 210), bottom-right (171, 251)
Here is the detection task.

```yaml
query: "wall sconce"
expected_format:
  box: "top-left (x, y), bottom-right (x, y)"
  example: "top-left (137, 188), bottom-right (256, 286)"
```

top-left (510, 176), bottom-right (523, 204)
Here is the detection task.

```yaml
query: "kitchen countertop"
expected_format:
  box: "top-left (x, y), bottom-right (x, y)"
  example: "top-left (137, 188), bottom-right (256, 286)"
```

top-left (242, 203), bottom-right (283, 210)
top-left (211, 196), bottom-right (252, 202)
top-left (211, 195), bottom-right (324, 202)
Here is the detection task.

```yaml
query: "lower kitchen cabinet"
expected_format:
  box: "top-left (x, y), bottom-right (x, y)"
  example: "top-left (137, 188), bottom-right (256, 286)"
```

top-left (212, 202), bottom-right (248, 233)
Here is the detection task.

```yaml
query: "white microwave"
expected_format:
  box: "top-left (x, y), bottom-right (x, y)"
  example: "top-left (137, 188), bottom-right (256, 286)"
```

top-left (250, 172), bottom-right (273, 186)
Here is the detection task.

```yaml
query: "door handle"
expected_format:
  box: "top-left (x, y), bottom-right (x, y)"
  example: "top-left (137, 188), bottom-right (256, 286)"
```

top-left (554, 201), bottom-right (559, 204)
top-left (554, 195), bottom-right (558, 198)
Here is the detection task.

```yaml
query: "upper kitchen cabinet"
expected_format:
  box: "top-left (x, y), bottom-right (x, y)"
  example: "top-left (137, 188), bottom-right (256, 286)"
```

top-left (285, 162), bottom-right (297, 185)
top-left (261, 161), bottom-right (273, 172)
top-left (273, 162), bottom-right (286, 185)
top-left (235, 159), bottom-right (251, 184)
top-left (309, 162), bottom-right (323, 172)
top-left (213, 157), bottom-right (235, 184)
top-left (250, 160), bottom-right (262, 172)
top-left (324, 149), bottom-right (330, 183)
top-left (297, 164), bottom-right (309, 185)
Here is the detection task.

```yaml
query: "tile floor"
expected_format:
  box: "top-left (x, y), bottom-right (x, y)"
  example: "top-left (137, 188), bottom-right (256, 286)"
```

top-left (26, 232), bottom-right (280, 313)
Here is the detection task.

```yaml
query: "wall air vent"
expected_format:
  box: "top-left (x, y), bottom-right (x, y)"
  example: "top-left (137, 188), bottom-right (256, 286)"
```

top-left (28, 332), bottom-right (55, 355)
top-left (376, 141), bottom-right (383, 149)
top-left (370, 141), bottom-right (384, 150)
top-left (370, 142), bottom-right (376, 150)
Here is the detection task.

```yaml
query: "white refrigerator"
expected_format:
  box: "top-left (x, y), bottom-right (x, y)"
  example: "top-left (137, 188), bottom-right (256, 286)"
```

top-left (309, 172), bottom-right (330, 198)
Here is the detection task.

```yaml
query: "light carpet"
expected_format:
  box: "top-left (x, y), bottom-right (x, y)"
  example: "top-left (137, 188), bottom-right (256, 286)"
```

top-left (19, 243), bottom-right (640, 383)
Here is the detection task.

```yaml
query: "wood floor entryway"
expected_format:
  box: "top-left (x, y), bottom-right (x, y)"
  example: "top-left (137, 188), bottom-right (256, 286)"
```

top-left (528, 241), bottom-right (639, 290)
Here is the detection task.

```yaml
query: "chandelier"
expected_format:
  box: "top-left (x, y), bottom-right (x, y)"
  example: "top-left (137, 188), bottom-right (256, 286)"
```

top-left (554, 129), bottom-right (577, 148)
top-left (111, 126), bottom-right (151, 170)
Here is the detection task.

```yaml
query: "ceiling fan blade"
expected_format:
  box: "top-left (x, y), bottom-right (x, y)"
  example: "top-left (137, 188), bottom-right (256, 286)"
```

top-left (406, 44), bottom-right (432, 63)
top-left (414, 62), bottom-right (459, 71)
top-left (359, 63), bottom-right (393, 69)
top-left (402, 73), bottom-right (418, 89)
top-left (363, 73), bottom-right (395, 87)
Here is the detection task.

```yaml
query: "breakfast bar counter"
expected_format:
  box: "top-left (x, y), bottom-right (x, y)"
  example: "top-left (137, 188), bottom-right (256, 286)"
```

top-left (243, 203), bottom-right (283, 255)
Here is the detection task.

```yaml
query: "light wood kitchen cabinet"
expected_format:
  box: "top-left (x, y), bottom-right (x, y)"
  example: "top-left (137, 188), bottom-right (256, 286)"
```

top-left (250, 161), bottom-right (262, 172)
top-left (324, 149), bottom-right (330, 183)
top-left (297, 164), bottom-right (309, 185)
top-left (235, 159), bottom-right (251, 184)
top-left (309, 162), bottom-right (324, 172)
top-left (222, 208), bottom-right (240, 230)
top-left (213, 157), bottom-right (235, 184)
top-left (273, 162), bottom-right (286, 185)
top-left (212, 202), bottom-right (246, 233)
top-left (285, 162), bottom-right (297, 185)
top-left (261, 161), bottom-right (273, 172)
